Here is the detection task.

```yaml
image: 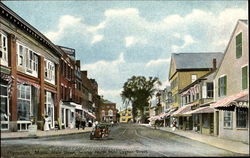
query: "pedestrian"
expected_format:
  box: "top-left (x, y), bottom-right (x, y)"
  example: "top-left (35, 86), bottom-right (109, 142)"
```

top-left (88, 120), bottom-right (92, 127)
top-left (44, 115), bottom-right (50, 131)
top-left (76, 113), bottom-right (80, 130)
top-left (172, 119), bottom-right (177, 131)
top-left (81, 118), bottom-right (86, 130)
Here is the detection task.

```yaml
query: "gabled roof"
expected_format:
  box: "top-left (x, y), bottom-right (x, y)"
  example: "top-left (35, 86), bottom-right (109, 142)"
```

top-left (214, 19), bottom-right (248, 77)
top-left (102, 99), bottom-right (115, 104)
top-left (172, 52), bottom-right (223, 70)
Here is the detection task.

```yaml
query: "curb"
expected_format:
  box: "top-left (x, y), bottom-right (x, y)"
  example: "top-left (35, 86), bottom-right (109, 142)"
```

top-left (141, 124), bottom-right (249, 155)
top-left (1, 130), bottom-right (91, 140)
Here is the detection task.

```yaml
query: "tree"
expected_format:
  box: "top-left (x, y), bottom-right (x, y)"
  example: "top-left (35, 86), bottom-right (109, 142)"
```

top-left (121, 76), bottom-right (161, 123)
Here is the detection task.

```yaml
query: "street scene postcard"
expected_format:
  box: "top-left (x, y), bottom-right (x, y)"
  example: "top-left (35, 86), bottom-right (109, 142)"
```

top-left (0, 0), bottom-right (249, 157)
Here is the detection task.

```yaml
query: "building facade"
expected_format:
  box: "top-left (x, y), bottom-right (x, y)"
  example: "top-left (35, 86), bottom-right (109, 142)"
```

top-left (1, 3), bottom-right (62, 131)
top-left (212, 20), bottom-right (248, 143)
top-left (119, 108), bottom-right (133, 123)
top-left (98, 100), bottom-right (117, 122)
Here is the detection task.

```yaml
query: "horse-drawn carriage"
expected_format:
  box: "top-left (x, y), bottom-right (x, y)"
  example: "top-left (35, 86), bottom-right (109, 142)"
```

top-left (90, 123), bottom-right (111, 140)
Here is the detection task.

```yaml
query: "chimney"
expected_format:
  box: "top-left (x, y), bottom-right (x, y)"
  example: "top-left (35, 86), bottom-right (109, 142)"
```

top-left (213, 58), bottom-right (216, 70)
top-left (81, 71), bottom-right (87, 77)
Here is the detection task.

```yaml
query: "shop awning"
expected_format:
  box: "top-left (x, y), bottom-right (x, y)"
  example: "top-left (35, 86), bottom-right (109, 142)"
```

top-left (171, 103), bottom-right (193, 117)
top-left (211, 90), bottom-right (248, 110)
top-left (184, 106), bottom-right (214, 115)
top-left (17, 77), bottom-right (40, 89)
top-left (85, 111), bottom-right (96, 119)
top-left (148, 115), bottom-right (161, 121)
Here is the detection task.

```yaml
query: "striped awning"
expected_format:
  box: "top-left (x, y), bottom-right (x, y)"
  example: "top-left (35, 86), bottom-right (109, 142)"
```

top-left (184, 106), bottom-right (214, 115)
top-left (171, 103), bottom-right (194, 117)
top-left (211, 90), bottom-right (248, 109)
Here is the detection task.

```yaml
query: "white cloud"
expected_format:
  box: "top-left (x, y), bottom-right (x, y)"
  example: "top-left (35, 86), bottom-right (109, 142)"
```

top-left (146, 58), bottom-right (170, 67)
top-left (124, 36), bottom-right (148, 48)
top-left (171, 34), bottom-right (197, 52)
top-left (91, 34), bottom-right (104, 44)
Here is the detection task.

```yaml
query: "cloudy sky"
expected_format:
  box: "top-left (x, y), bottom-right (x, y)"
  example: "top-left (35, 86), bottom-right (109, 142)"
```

top-left (3, 0), bottom-right (248, 110)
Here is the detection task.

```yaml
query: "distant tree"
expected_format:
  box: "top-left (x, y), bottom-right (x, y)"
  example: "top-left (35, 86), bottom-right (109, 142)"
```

top-left (121, 76), bottom-right (161, 123)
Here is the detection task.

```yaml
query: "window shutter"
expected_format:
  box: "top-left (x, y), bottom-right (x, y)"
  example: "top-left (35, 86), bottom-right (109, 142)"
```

top-left (202, 85), bottom-right (207, 99)
top-left (236, 33), bottom-right (242, 59)
top-left (224, 76), bottom-right (227, 96)
top-left (218, 78), bottom-right (221, 97)
top-left (242, 66), bottom-right (248, 90)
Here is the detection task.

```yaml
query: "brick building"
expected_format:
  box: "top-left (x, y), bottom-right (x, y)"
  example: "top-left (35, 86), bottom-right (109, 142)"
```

top-left (0, 3), bottom-right (62, 131)
top-left (98, 99), bottom-right (117, 122)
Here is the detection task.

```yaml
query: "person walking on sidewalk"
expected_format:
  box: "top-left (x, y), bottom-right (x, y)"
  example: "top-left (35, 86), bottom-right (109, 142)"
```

top-left (81, 118), bottom-right (86, 130)
top-left (172, 119), bottom-right (177, 131)
top-left (76, 113), bottom-right (81, 130)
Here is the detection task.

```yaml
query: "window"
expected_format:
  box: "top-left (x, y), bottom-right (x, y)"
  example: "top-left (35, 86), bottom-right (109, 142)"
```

top-left (224, 111), bottom-right (232, 128)
top-left (0, 32), bottom-right (8, 66)
top-left (45, 91), bottom-right (54, 128)
top-left (128, 113), bottom-right (132, 116)
top-left (218, 76), bottom-right (227, 97)
top-left (102, 110), bottom-right (105, 116)
top-left (17, 84), bottom-right (31, 121)
top-left (242, 66), bottom-right (248, 90)
top-left (61, 108), bottom-right (64, 124)
top-left (108, 110), bottom-right (113, 116)
top-left (16, 43), bottom-right (38, 77)
top-left (236, 32), bottom-right (242, 59)
top-left (191, 75), bottom-right (197, 83)
top-left (44, 59), bottom-right (55, 84)
top-left (236, 108), bottom-right (248, 128)
top-left (207, 82), bottom-right (213, 98)
top-left (0, 81), bottom-right (9, 130)
top-left (122, 113), bottom-right (126, 116)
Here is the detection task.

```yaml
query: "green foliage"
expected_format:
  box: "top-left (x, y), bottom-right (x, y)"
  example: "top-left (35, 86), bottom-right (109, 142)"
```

top-left (120, 76), bottom-right (161, 122)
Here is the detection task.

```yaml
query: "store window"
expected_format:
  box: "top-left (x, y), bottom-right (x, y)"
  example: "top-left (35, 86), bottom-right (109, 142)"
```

top-left (45, 91), bottom-right (55, 128)
top-left (44, 59), bottom-right (55, 85)
top-left (0, 81), bottom-right (9, 130)
top-left (223, 111), bottom-right (232, 128)
top-left (61, 108), bottom-right (65, 124)
top-left (0, 32), bottom-right (8, 67)
top-left (236, 108), bottom-right (248, 128)
top-left (16, 43), bottom-right (38, 77)
top-left (17, 84), bottom-right (31, 121)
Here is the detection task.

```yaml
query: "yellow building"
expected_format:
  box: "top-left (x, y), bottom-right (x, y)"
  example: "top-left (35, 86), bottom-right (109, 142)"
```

top-left (168, 53), bottom-right (223, 108)
top-left (119, 108), bottom-right (133, 123)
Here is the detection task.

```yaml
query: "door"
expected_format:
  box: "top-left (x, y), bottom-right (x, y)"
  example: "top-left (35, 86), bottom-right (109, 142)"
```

top-left (216, 111), bottom-right (219, 136)
top-left (66, 109), bottom-right (69, 127)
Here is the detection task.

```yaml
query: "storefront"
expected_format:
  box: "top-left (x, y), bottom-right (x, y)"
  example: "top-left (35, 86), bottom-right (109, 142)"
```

top-left (16, 78), bottom-right (40, 131)
top-left (60, 102), bottom-right (76, 129)
top-left (0, 71), bottom-right (13, 130)
top-left (211, 90), bottom-right (249, 143)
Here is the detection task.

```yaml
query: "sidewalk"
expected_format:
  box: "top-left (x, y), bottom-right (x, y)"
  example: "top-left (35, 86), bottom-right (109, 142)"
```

top-left (1, 127), bottom-right (92, 140)
top-left (141, 124), bottom-right (249, 155)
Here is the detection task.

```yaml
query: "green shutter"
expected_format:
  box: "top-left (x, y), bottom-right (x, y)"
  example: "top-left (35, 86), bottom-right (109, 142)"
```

top-left (224, 76), bottom-right (227, 95)
top-left (236, 33), bottom-right (242, 59)
top-left (242, 66), bottom-right (248, 90)
top-left (218, 78), bottom-right (221, 97)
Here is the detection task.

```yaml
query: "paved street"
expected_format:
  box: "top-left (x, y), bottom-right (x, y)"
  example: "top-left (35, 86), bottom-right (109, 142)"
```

top-left (1, 124), bottom-right (247, 157)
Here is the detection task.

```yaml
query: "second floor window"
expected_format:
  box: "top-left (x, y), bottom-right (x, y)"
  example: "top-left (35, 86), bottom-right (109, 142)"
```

top-left (218, 75), bottom-right (227, 97)
top-left (207, 82), bottom-right (213, 98)
top-left (0, 32), bottom-right (8, 66)
top-left (17, 43), bottom-right (38, 77)
top-left (236, 32), bottom-right (242, 59)
top-left (44, 59), bottom-right (55, 84)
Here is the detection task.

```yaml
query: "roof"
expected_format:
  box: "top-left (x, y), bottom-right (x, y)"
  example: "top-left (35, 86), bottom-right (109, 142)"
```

top-left (171, 103), bottom-right (194, 117)
top-left (102, 99), bottom-right (116, 104)
top-left (239, 19), bottom-right (248, 25)
top-left (185, 106), bottom-right (214, 115)
top-left (172, 52), bottom-right (223, 70)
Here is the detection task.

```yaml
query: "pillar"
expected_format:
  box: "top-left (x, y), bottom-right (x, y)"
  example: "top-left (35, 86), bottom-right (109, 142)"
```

top-left (38, 56), bottom-right (45, 130)
top-left (8, 34), bottom-right (17, 132)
